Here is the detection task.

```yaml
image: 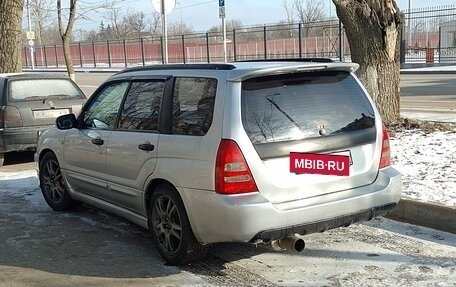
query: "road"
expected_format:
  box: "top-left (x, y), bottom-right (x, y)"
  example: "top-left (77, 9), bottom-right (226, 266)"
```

top-left (400, 74), bottom-right (456, 122)
top-left (73, 72), bottom-right (456, 120)
top-left (0, 173), bottom-right (455, 286)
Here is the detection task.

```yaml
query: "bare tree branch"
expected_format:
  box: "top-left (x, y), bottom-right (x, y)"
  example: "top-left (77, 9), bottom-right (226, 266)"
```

top-left (293, 0), bottom-right (325, 37)
top-left (282, 0), bottom-right (295, 25)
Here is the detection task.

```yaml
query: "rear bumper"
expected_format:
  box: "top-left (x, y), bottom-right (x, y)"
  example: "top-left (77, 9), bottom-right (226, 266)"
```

top-left (180, 166), bottom-right (402, 244)
top-left (0, 126), bottom-right (52, 154)
top-left (251, 203), bottom-right (396, 242)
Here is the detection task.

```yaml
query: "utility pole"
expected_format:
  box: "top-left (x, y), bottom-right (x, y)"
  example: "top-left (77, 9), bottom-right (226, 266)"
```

top-left (26, 0), bottom-right (35, 70)
top-left (161, 0), bottom-right (168, 64)
top-left (152, 0), bottom-right (175, 64)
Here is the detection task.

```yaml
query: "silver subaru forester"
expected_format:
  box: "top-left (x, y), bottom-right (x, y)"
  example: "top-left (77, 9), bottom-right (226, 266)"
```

top-left (35, 60), bottom-right (401, 265)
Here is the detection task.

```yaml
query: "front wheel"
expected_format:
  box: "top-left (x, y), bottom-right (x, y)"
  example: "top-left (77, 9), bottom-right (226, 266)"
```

top-left (149, 184), bottom-right (208, 265)
top-left (39, 152), bottom-right (78, 211)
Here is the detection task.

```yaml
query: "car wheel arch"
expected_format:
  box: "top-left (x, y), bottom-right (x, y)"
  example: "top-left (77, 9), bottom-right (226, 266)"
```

top-left (144, 178), bottom-right (176, 222)
top-left (39, 149), bottom-right (56, 164)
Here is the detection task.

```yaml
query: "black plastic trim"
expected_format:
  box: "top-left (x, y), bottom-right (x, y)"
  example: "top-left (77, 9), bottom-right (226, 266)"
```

top-left (115, 64), bottom-right (236, 75)
top-left (236, 58), bottom-right (334, 63)
top-left (254, 127), bottom-right (376, 160)
top-left (250, 203), bottom-right (397, 242)
top-left (158, 77), bottom-right (176, 134)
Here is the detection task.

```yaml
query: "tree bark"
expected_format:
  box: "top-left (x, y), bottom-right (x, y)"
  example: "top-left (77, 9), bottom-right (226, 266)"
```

top-left (332, 0), bottom-right (403, 124)
top-left (57, 0), bottom-right (77, 81)
top-left (0, 0), bottom-right (24, 73)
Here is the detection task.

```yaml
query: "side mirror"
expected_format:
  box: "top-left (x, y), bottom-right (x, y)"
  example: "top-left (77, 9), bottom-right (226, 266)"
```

top-left (56, 114), bottom-right (77, 130)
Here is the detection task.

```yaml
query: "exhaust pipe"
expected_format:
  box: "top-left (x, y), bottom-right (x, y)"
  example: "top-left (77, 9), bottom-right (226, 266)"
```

top-left (262, 234), bottom-right (306, 252)
top-left (278, 234), bottom-right (306, 252)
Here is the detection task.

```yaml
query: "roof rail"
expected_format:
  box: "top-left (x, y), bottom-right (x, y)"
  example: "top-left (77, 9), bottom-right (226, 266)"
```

top-left (116, 63), bottom-right (236, 75)
top-left (235, 58), bottom-right (334, 63)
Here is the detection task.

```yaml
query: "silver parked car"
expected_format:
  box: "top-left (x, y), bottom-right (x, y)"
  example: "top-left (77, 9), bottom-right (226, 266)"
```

top-left (35, 60), bottom-right (401, 265)
top-left (0, 73), bottom-right (86, 166)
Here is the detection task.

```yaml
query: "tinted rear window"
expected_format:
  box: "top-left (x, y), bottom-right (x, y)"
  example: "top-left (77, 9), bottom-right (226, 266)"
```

top-left (9, 79), bottom-right (84, 101)
top-left (241, 71), bottom-right (375, 144)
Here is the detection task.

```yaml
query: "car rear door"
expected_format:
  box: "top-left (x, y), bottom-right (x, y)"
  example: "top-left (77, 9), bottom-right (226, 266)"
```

top-left (239, 70), bottom-right (381, 204)
top-left (105, 77), bottom-right (168, 212)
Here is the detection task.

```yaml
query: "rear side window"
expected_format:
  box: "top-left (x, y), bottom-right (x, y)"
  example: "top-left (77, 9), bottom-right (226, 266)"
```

top-left (172, 77), bottom-right (217, 136)
top-left (119, 81), bottom-right (164, 131)
top-left (9, 79), bottom-right (84, 101)
top-left (241, 71), bottom-right (375, 144)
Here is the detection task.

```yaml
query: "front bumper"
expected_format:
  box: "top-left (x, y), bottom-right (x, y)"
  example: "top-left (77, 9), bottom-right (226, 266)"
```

top-left (180, 166), bottom-right (402, 244)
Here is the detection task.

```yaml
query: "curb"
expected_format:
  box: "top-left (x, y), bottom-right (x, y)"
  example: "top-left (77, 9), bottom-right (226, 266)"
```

top-left (400, 70), bottom-right (456, 74)
top-left (385, 198), bottom-right (456, 234)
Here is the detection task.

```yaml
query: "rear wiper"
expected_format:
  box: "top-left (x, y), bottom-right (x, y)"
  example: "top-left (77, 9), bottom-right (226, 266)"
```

top-left (23, 96), bottom-right (46, 101)
top-left (265, 96), bottom-right (305, 133)
top-left (45, 94), bottom-right (76, 99)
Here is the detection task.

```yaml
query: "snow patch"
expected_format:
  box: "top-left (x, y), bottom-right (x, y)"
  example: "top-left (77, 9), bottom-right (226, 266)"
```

top-left (390, 130), bottom-right (456, 206)
top-left (0, 170), bottom-right (45, 208)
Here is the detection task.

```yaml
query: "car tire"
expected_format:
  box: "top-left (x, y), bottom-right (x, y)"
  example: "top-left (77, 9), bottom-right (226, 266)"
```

top-left (39, 152), bottom-right (78, 211)
top-left (149, 184), bottom-right (208, 266)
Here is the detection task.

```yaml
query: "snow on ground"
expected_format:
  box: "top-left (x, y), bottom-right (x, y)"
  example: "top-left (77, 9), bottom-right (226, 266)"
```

top-left (390, 129), bottom-right (456, 206)
top-left (0, 170), bottom-right (45, 208)
top-left (401, 111), bottom-right (456, 123)
top-left (401, 65), bottom-right (456, 72)
top-left (0, 128), bottom-right (455, 207)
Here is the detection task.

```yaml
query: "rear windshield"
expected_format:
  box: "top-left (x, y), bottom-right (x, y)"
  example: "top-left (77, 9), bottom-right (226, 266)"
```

top-left (9, 79), bottom-right (84, 101)
top-left (241, 71), bottom-right (375, 144)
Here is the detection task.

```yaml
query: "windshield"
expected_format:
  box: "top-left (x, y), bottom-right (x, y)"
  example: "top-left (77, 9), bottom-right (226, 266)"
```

top-left (9, 78), bottom-right (84, 102)
top-left (241, 71), bottom-right (375, 144)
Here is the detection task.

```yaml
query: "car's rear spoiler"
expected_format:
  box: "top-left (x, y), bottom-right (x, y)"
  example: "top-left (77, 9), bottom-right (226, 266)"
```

top-left (228, 63), bottom-right (359, 82)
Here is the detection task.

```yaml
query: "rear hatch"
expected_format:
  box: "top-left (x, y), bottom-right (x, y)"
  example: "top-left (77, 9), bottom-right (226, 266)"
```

top-left (241, 70), bottom-right (380, 204)
top-left (4, 77), bottom-right (85, 128)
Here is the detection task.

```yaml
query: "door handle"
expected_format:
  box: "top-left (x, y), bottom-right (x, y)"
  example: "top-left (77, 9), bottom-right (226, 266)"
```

top-left (138, 142), bottom-right (155, 151)
top-left (91, 137), bottom-right (104, 146)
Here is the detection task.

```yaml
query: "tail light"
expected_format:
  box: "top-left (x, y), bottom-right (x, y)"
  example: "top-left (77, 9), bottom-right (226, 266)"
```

top-left (379, 124), bottom-right (391, 168)
top-left (215, 139), bottom-right (258, 194)
top-left (0, 106), bottom-right (22, 126)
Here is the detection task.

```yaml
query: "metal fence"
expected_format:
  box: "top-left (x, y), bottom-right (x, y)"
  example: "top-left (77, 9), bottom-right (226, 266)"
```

top-left (22, 5), bottom-right (456, 69)
top-left (403, 5), bottom-right (456, 63)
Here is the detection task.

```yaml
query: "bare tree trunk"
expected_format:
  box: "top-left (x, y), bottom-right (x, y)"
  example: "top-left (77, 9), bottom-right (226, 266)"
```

top-left (57, 0), bottom-right (77, 81)
top-left (0, 0), bottom-right (24, 73)
top-left (333, 0), bottom-right (403, 124)
top-left (62, 37), bottom-right (75, 80)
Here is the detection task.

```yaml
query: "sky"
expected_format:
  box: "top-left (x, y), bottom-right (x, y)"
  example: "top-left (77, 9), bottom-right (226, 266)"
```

top-left (75, 0), bottom-right (456, 32)
top-left (138, 0), bottom-right (456, 31)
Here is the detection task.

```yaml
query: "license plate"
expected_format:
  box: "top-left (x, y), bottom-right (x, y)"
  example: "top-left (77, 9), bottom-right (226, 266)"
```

top-left (290, 152), bottom-right (350, 176)
top-left (33, 109), bottom-right (70, 119)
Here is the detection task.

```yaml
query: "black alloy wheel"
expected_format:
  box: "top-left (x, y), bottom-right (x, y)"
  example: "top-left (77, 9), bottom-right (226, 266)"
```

top-left (39, 152), bottom-right (77, 211)
top-left (149, 184), bottom-right (208, 265)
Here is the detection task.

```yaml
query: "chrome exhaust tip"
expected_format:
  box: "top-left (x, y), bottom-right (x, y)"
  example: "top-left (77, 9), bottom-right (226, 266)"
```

top-left (278, 234), bottom-right (305, 252)
top-left (261, 234), bottom-right (306, 253)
